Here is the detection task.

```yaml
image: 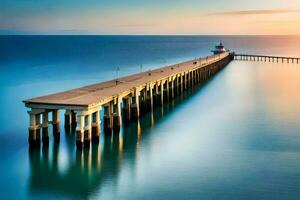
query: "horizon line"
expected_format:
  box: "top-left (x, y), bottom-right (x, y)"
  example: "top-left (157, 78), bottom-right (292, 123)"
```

top-left (1, 34), bottom-right (300, 36)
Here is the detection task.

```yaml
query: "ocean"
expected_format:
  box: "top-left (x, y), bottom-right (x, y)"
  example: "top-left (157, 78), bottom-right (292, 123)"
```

top-left (0, 35), bottom-right (300, 199)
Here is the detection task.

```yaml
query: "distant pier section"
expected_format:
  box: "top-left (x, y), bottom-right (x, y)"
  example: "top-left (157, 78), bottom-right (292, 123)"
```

top-left (23, 51), bottom-right (234, 148)
top-left (235, 54), bottom-right (300, 64)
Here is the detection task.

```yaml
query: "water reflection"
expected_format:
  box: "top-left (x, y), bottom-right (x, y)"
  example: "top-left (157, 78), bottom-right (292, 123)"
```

top-left (27, 82), bottom-right (209, 199)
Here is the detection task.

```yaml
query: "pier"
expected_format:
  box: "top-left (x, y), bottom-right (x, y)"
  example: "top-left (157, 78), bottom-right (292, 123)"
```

top-left (23, 52), bottom-right (234, 148)
top-left (235, 54), bottom-right (300, 64)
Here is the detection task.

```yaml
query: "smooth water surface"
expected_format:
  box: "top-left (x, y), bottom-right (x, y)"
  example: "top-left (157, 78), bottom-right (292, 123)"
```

top-left (0, 36), bottom-right (300, 199)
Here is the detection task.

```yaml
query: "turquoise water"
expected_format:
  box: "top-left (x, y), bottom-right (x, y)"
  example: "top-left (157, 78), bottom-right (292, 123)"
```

top-left (0, 36), bottom-right (300, 199)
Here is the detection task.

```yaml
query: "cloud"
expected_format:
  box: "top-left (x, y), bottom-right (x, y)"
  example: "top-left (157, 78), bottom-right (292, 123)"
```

top-left (114, 24), bottom-right (156, 28)
top-left (210, 9), bottom-right (300, 16)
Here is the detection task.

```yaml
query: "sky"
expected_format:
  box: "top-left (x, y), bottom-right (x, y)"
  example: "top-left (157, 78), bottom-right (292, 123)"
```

top-left (1, 0), bottom-right (300, 35)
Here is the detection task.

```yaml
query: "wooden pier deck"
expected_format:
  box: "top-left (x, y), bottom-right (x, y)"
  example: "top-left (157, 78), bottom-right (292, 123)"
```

top-left (23, 51), bottom-right (233, 148)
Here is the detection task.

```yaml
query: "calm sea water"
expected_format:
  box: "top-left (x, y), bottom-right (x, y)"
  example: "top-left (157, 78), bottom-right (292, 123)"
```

top-left (0, 35), bottom-right (300, 199)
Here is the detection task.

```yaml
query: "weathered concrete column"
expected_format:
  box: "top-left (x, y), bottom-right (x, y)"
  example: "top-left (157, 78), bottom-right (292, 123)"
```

top-left (170, 77), bottom-right (174, 99)
top-left (52, 110), bottom-right (60, 140)
top-left (104, 102), bottom-right (113, 134)
top-left (176, 75), bottom-right (180, 95)
top-left (166, 79), bottom-right (170, 101)
top-left (154, 82), bottom-right (159, 106)
top-left (184, 72), bottom-right (188, 90)
top-left (123, 97), bottom-right (131, 122)
top-left (35, 113), bottom-right (41, 146)
top-left (160, 81), bottom-right (164, 105)
top-left (191, 71), bottom-right (194, 86)
top-left (92, 109), bottom-right (101, 142)
top-left (84, 114), bottom-right (92, 147)
top-left (149, 85), bottom-right (154, 109)
top-left (71, 110), bottom-right (77, 128)
top-left (189, 71), bottom-right (193, 87)
top-left (189, 71), bottom-right (192, 87)
top-left (180, 74), bottom-right (184, 93)
top-left (28, 112), bottom-right (37, 146)
top-left (132, 89), bottom-right (140, 119)
top-left (113, 97), bottom-right (122, 131)
top-left (141, 89), bottom-right (147, 113)
top-left (76, 113), bottom-right (85, 148)
top-left (64, 109), bottom-right (71, 131)
top-left (42, 111), bottom-right (49, 144)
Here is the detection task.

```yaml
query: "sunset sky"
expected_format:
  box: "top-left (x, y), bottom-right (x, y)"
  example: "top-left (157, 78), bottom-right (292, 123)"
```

top-left (1, 0), bottom-right (300, 35)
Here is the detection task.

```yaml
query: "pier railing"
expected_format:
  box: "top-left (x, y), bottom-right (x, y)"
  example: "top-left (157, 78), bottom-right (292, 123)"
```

top-left (234, 54), bottom-right (300, 64)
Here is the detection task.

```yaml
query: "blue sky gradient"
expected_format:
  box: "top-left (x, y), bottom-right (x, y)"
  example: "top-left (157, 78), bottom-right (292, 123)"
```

top-left (1, 0), bottom-right (300, 34)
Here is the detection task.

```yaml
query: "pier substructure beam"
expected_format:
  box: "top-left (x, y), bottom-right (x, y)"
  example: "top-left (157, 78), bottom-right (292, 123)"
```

top-left (84, 114), bottom-right (92, 147)
top-left (52, 110), bottom-right (60, 140)
top-left (42, 111), bottom-right (49, 144)
top-left (92, 109), bottom-right (101, 142)
top-left (76, 113), bottom-right (85, 148)
top-left (104, 102), bottom-right (113, 134)
top-left (132, 89), bottom-right (140, 119)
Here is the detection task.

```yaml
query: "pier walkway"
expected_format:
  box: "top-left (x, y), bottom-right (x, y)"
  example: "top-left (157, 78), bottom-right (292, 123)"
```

top-left (235, 54), bottom-right (300, 64)
top-left (23, 52), bottom-right (233, 148)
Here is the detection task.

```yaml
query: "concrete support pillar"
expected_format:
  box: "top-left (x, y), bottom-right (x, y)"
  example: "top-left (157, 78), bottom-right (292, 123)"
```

top-left (42, 111), bottom-right (49, 144)
top-left (71, 110), bottom-right (77, 128)
top-left (189, 71), bottom-right (193, 87)
top-left (113, 98), bottom-right (122, 131)
top-left (155, 83), bottom-right (159, 106)
top-left (192, 71), bottom-right (196, 86)
top-left (52, 110), bottom-right (60, 140)
top-left (148, 85), bottom-right (154, 109)
top-left (64, 109), bottom-right (72, 131)
top-left (92, 109), bottom-right (101, 142)
top-left (180, 74), bottom-right (184, 93)
top-left (160, 81), bottom-right (164, 105)
top-left (28, 112), bottom-right (37, 146)
top-left (123, 97), bottom-right (131, 122)
top-left (176, 76), bottom-right (180, 95)
top-left (76, 113), bottom-right (85, 148)
top-left (104, 102), bottom-right (113, 134)
top-left (84, 114), bottom-right (92, 147)
top-left (170, 78), bottom-right (174, 99)
top-left (141, 89), bottom-right (147, 112)
top-left (186, 72), bottom-right (190, 88)
top-left (184, 72), bottom-right (188, 89)
top-left (166, 80), bottom-right (170, 100)
top-left (35, 114), bottom-right (41, 146)
top-left (132, 89), bottom-right (140, 119)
